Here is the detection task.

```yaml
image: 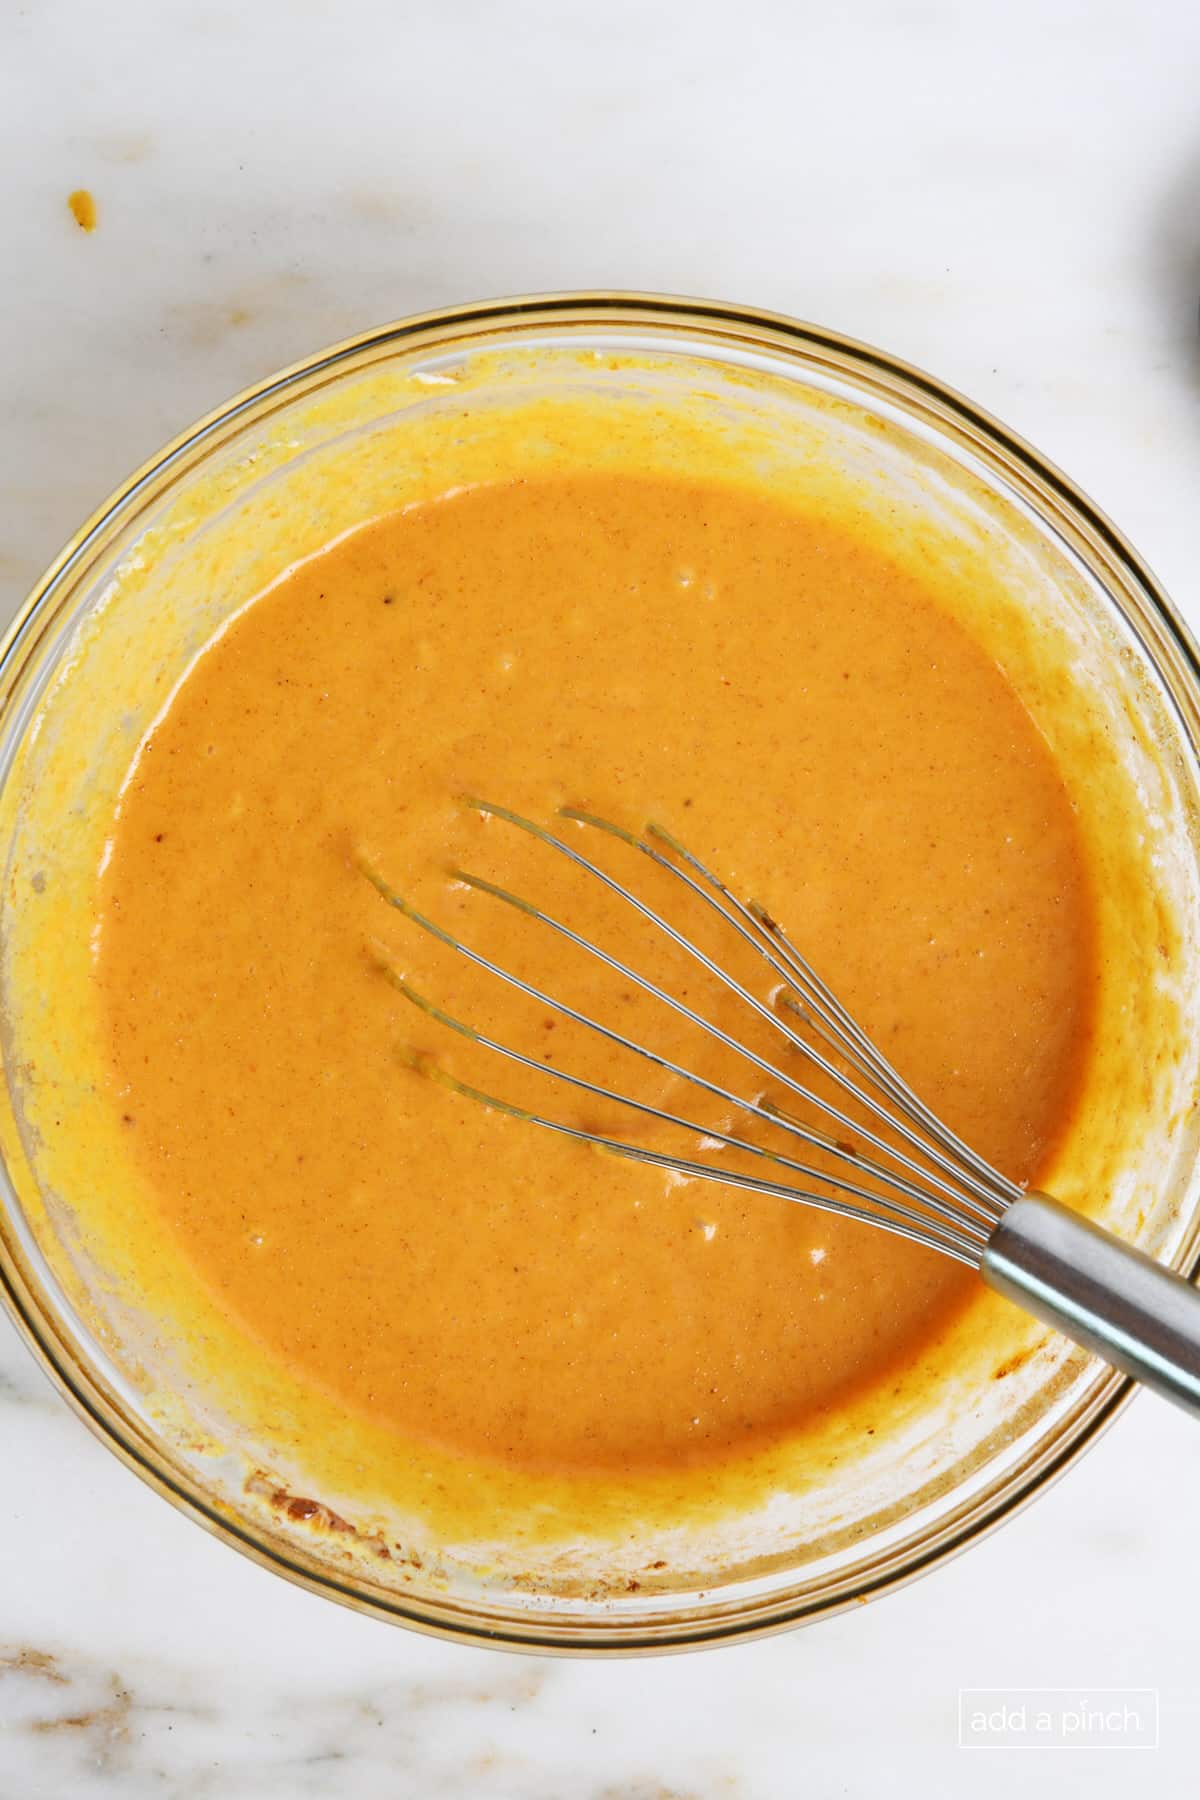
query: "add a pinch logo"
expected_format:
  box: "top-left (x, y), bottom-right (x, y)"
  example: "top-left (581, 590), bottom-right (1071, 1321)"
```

top-left (958, 1689), bottom-right (1159, 1750)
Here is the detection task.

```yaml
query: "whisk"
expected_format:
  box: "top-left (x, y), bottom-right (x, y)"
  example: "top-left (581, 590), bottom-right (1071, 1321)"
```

top-left (362, 800), bottom-right (1200, 1421)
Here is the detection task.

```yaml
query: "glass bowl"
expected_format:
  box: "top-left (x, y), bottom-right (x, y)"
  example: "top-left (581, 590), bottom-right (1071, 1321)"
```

top-left (2, 294), bottom-right (1199, 1653)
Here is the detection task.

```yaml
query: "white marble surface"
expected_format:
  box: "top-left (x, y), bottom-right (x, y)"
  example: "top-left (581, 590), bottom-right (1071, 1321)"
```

top-left (2, 0), bottom-right (1200, 1793)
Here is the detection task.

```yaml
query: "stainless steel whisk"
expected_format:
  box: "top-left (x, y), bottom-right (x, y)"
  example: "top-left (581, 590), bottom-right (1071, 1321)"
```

top-left (362, 800), bottom-right (1200, 1421)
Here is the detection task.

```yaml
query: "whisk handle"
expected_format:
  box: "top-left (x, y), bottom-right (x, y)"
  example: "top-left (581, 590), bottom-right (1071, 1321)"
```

top-left (982, 1194), bottom-right (1200, 1420)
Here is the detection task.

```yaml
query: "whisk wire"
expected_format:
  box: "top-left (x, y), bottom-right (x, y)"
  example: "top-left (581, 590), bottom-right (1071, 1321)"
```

top-left (648, 820), bottom-right (1023, 1208)
top-left (365, 855), bottom-right (980, 1239)
top-left (359, 803), bottom-right (1033, 1266)
top-left (457, 801), bottom-right (1009, 1222)
top-left (446, 858), bottom-right (1003, 1228)
top-left (386, 1004), bottom-right (983, 1266)
top-left (567, 808), bottom-right (1017, 1214)
top-left (378, 961), bottom-right (993, 1253)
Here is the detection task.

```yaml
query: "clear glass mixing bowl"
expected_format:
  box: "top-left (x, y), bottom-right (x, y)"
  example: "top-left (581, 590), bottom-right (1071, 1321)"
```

top-left (1, 294), bottom-right (1198, 1652)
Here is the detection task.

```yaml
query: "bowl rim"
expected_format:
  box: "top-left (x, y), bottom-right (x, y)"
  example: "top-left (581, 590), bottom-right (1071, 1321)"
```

top-left (2, 289), bottom-right (1197, 1654)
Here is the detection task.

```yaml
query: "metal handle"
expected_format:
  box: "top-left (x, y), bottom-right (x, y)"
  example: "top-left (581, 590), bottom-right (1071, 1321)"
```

top-left (981, 1193), bottom-right (1200, 1420)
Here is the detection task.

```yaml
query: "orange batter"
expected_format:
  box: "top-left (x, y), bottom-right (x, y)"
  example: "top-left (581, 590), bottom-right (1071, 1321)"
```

top-left (95, 472), bottom-right (1094, 1480)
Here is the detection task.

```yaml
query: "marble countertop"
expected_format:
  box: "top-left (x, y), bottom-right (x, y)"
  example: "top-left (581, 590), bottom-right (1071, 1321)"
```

top-left (2, 1), bottom-right (1199, 1794)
